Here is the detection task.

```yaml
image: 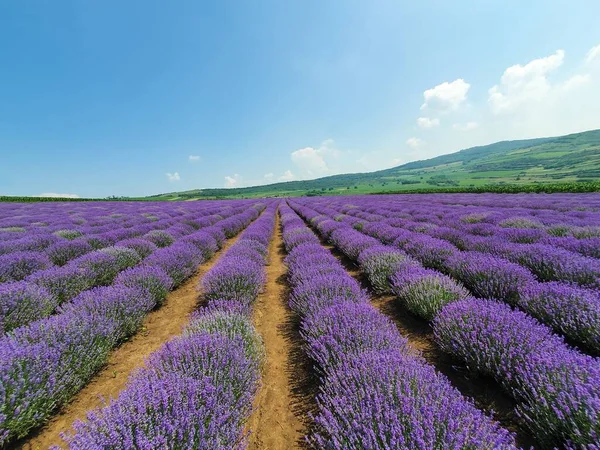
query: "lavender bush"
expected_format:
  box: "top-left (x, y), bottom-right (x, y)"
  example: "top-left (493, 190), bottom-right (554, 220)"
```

top-left (434, 298), bottom-right (600, 447)
top-left (0, 251), bottom-right (52, 282)
top-left (0, 282), bottom-right (57, 334)
top-left (390, 265), bottom-right (471, 320)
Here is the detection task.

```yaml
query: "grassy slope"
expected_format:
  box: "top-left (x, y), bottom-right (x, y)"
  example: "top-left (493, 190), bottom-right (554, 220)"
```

top-left (148, 129), bottom-right (599, 199)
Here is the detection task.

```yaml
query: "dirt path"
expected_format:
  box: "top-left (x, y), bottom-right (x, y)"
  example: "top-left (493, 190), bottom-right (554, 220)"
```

top-left (247, 213), bottom-right (313, 450)
top-left (19, 233), bottom-right (245, 450)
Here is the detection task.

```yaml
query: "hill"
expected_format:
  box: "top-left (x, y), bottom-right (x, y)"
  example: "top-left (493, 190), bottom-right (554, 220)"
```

top-left (149, 129), bottom-right (600, 200)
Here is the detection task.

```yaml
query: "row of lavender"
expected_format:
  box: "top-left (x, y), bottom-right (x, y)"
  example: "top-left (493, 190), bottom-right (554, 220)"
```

top-left (60, 203), bottom-right (277, 449)
top-left (346, 202), bottom-right (600, 287)
top-left (0, 201), bottom-right (256, 334)
top-left (0, 201), bottom-right (244, 278)
top-left (300, 197), bottom-right (600, 355)
top-left (280, 202), bottom-right (517, 449)
top-left (292, 198), bottom-right (600, 448)
top-left (0, 202), bottom-right (265, 447)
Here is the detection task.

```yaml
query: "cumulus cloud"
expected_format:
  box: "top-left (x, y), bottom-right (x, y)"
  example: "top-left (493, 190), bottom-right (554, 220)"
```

top-left (166, 172), bottom-right (180, 181)
top-left (417, 117), bottom-right (440, 129)
top-left (224, 174), bottom-right (241, 188)
top-left (585, 44), bottom-right (600, 65)
top-left (39, 192), bottom-right (80, 198)
top-left (278, 170), bottom-right (295, 182)
top-left (406, 137), bottom-right (424, 150)
top-left (189, 155), bottom-right (201, 162)
top-left (290, 139), bottom-right (340, 179)
top-left (291, 147), bottom-right (329, 176)
top-left (453, 122), bottom-right (479, 131)
top-left (488, 50), bottom-right (566, 114)
top-left (421, 79), bottom-right (470, 112)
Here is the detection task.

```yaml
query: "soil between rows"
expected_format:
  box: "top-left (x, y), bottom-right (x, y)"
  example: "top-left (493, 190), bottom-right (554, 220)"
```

top-left (18, 232), bottom-right (246, 450)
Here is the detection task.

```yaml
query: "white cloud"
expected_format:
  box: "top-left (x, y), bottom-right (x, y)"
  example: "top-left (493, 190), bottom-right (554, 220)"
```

top-left (421, 79), bottom-right (470, 112)
top-left (189, 155), bottom-right (201, 162)
top-left (291, 147), bottom-right (329, 175)
top-left (278, 170), bottom-right (295, 182)
top-left (166, 172), bottom-right (180, 181)
top-left (39, 192), bottom-right (79, 198)
top-left (290, 139), bottom-right (340, 179)
top-left (406, 137), bottom-right (424, 150)
top-left (453, 122), bottom-right (479, 131)
top-left (560, 73), bottom-right (591, 91)
top-left (263, 173), bottom-right (274, 180)
top-left (585, 44), bottom-right (600, 65)
top-left (488, 50), bottom-right (565, 114)
top-left (224, 174), bottom-right (241, 188)
top-left (417, 117), bottom-right (440, 129)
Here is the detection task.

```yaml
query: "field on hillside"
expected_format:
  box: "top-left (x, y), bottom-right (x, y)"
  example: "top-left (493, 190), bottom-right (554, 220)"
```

top-left (149, 129), bottom-right (600, 200)
top-left (1, 194), bottom-right (599, 449)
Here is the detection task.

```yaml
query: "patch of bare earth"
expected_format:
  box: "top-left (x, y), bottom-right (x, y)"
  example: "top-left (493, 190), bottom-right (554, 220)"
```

top-left (247, 213), bottom-right (315, 450)
top-left (18, 233), bottom-right (245, 450)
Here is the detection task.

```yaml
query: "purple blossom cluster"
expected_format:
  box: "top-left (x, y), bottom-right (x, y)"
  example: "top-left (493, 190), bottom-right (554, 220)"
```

top-left (390, 264), bottom-right (471, 320)
top-left (519, 281), bottom-right (600, 354)
top-left (0, 281), bottom-right (57, 333)
top-left (434, 298), bottom-right (600, 447)
top-left (61, 204), bottom-right (276, 449)
top-left (200, 204), bottom-right (275, 309)
top-left (292, 195), bottom-right (600, 447)
top-left (445, 251), bottom-right (536, 304)
top-left (0, 200), bottom-right (268, 446)
top-left (297, 196), bottom-right (600, 357)
top-left (281, 202), bottom-right (517, 449)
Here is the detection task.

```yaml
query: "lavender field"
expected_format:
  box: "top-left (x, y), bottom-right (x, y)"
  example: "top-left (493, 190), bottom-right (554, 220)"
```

top-left (0, 194), bottom-right (599, 449)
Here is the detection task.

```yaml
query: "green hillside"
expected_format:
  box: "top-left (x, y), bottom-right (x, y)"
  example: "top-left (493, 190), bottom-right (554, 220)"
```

top-left (149, 129), bottom-right (600, 200)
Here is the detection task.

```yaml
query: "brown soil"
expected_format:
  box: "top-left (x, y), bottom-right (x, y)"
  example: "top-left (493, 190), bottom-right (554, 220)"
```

top-left (247, 213), bottom-right (315, 450)
top-left (18, 234), bottom-right (244, 450)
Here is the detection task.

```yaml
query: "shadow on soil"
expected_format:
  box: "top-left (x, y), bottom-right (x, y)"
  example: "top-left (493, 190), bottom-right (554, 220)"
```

top-left (276, 240), bottom-right (319, 449)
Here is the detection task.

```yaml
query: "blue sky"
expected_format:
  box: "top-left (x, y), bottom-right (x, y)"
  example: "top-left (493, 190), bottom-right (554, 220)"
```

top-left (1, 0), bottom-right (599, 197)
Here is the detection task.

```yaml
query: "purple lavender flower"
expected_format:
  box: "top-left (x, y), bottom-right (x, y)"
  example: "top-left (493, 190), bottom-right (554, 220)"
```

top-left (446, 251), bottom-right (535, 304)
top-left (329, 228), bottom-right (379, 260)
top-left (201, 257), bottom-right (265, 306)
top-left (390, 265), bottom-right (471, 320)
top-left (504, 243), bottom-right (600, 288)
top-left (433, 298), bottom-right (600, 447)
top-left (301, 302), bottom-right (411, 371)
top-left (27, 265), bottom-right (94, 304)
top-left (144, 241), bottom-right (204, 287)
top-left (45, 240), bottom-right (93, 266)
top-left (63, 371), bottom-right (244, 450)
top-left (357, 245), bottom-right (415, 293)
top-left (185, 309), bottom-right (265, 363)
top-left (59, 285), bottom-right (154, 341)
top-left (312, 350), bottom-right (518, 449)
top-left (519, 282), bottom-right (600, 353)
top-left (0, 311), bottom-right (116, 445)
top-left (289, 273), bottom-right (368, 317)
top-left (114, 265), bottom-right (174, 306)
top-left (116, 237), bottom-right (158, 259)
top-left (181, 231), bottom-right (219, 259)
top-left (69, 251), bottom-right (121, 286)
top-left (143, 230), bottom-right (175, 248)
top-left (0, 251), bottom-right (52, 282)
top-left (401, 235), bottom-right (458, 272)
top-left (0, 282), bottom-right (57, 334)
